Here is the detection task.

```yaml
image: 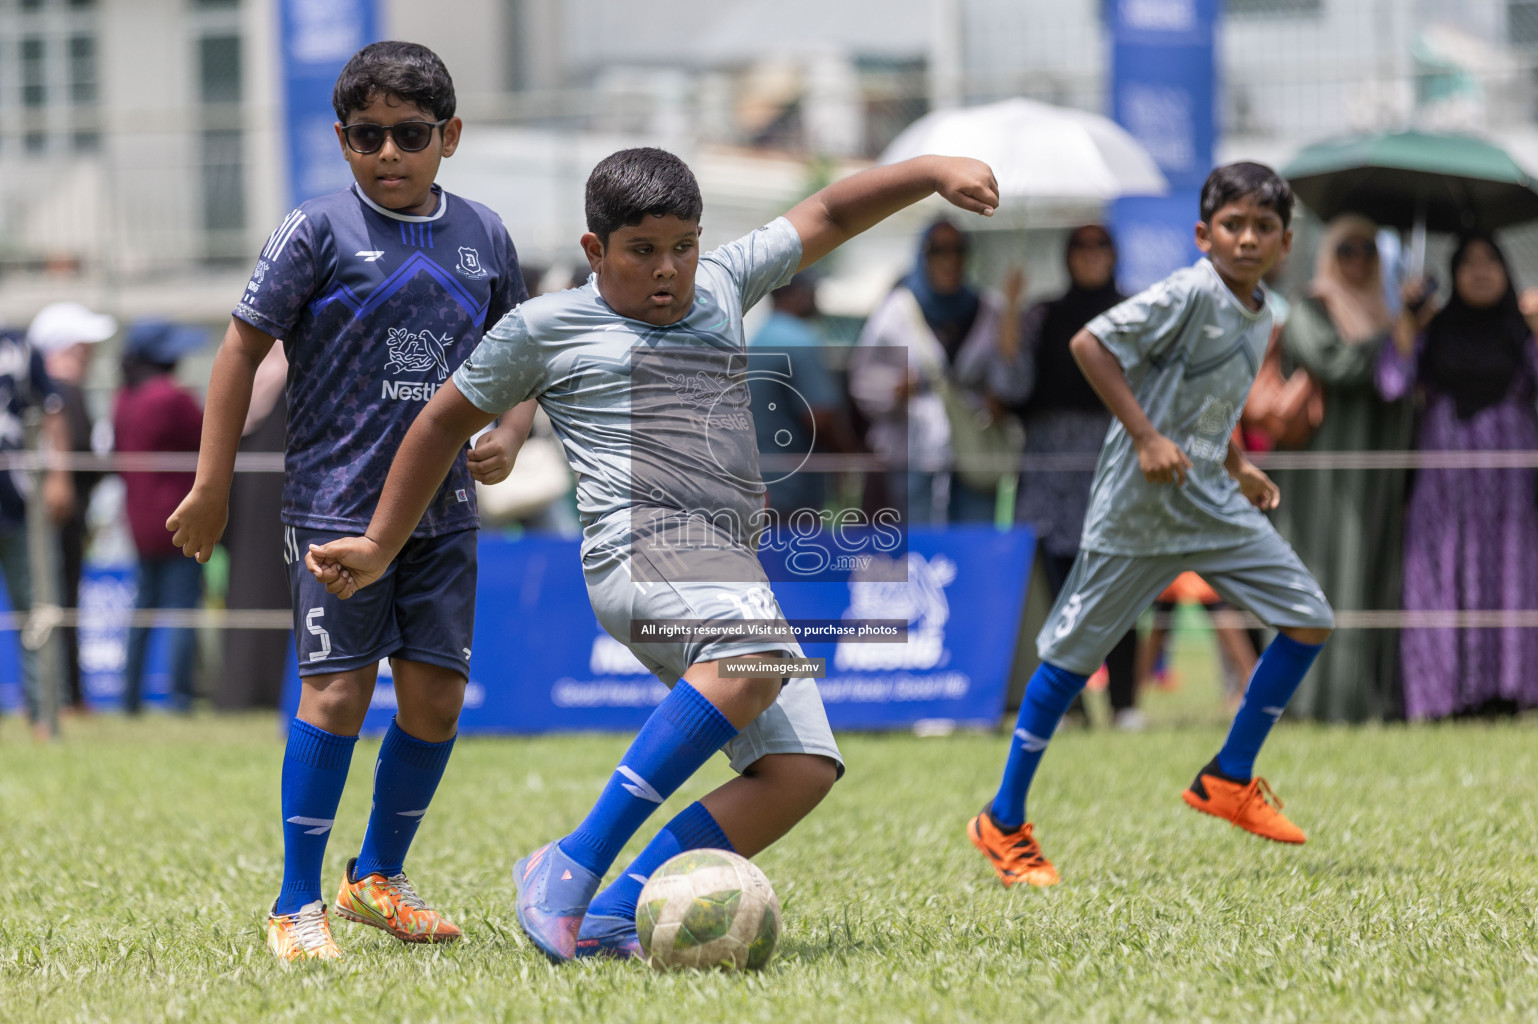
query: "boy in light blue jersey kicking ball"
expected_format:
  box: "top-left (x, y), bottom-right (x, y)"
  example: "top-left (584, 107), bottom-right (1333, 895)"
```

top-left (169, 41), bottom-right (534, 960)
top-left (308, 146), bottom-right (1000, 960)
top-left (970, 163), bottom-right (1335, 889)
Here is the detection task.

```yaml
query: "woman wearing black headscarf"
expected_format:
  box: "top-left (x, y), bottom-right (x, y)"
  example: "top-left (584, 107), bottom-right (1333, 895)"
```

top-left (1380, 235), bottom-right (1538, 719)
top-left (991, 224), bottom-right (1143, 726)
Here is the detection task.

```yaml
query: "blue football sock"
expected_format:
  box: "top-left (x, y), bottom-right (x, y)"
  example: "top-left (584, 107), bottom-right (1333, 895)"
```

top-left (989, 663), bottom-right (1088, 829)
top-left (1216, 634), bottom-right (1324, 780)
top-left (585, 801), bottom-right (733, 925)
top-left (558, 682), bottom-right (737, 877)
top-left (275, 718), bottom-right (357, 915)
top-left (353, 719), bottom-right (455, 880)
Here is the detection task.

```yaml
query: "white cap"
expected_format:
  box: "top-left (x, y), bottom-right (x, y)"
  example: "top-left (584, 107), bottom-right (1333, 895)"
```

top-left (27, 301), bottom-right (118, 354)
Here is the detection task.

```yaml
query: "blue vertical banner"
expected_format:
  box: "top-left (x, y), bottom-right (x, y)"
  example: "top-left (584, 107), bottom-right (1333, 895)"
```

top-left (280, 0), bottom-right (381, 207)
top-left (1109, 0), bottom-right (1218, 292)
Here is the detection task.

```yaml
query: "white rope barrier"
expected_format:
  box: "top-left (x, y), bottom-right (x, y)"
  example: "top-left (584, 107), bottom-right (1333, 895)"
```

top-left (1148, 609), bottom-right (1538, 631)
top-left (755, 450), bottom-right (1538, 473)
top-left (0, 451), bottom-right (284, 472)
top-left (2, 607), bottom-right (294, 638)
top-left (4, 606), bottom-right (1538, 637)
top-left (9, 449), bottom-right (1538, 473)
top-left (4, 448), bottom-right (1534, 639)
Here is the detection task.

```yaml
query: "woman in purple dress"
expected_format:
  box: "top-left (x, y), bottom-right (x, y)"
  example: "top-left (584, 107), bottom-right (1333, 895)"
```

top-left (1380, 236), bottom-right (1538, 719)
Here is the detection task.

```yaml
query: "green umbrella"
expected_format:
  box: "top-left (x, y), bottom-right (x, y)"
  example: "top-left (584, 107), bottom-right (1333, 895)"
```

top-left (1283, 129), bottom-right (1538, 234)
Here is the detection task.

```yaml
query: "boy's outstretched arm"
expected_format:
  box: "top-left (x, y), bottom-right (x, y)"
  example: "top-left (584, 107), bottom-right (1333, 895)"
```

top-left (305, 380), bottom-right (495, 597)
top-left (167, 317), bottom-right (276, 562)
top-left (786, 155), bottom-right (998, 270)
top-left (1068, 328), bottom-right (1193, 486)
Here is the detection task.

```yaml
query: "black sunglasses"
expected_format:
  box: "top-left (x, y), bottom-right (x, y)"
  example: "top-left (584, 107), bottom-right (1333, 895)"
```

top-left (340, 119), bottom-right (448, 155)
top-left (1336, 239), bottom-right (1378, 260)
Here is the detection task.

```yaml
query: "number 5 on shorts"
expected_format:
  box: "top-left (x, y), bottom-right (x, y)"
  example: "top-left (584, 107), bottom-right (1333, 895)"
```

top-left (306, 607), bottom-right (332, 662)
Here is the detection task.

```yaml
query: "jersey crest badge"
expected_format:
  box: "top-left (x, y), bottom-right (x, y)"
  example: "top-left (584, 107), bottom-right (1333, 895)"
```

top-left (456, 246), bottom-right (488, 280)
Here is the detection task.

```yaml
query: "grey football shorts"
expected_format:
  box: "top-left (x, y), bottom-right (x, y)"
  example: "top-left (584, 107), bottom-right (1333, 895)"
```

top-left (583, 529), bottom-right (844, 777)
top-left (1037, 527), bottom-right (1335, 676)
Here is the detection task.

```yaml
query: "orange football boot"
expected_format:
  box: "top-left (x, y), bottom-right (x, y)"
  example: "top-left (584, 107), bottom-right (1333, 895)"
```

top-left (968, 808), bottom-right (1060, 888)
top-left (1182, 768), bottom-right (1305, 844)
top-left (335, 858), bottom-right (462, 943)
top-left (266, 900), bottom-right (343, 961)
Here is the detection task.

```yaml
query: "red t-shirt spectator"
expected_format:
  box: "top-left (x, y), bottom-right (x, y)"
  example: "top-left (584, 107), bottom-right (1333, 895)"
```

top-left (114, 374), bottom-right (202, 557)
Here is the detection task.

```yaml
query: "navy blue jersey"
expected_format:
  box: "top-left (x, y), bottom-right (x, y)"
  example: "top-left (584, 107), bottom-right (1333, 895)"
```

top-left (234, 184), bottom-right (526, 536)
top-left (0, 329), bottom-right (57, 525)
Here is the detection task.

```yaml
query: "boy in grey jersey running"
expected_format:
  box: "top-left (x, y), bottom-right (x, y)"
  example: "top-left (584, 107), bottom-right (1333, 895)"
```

top-left (970, 163), bottom-right (1335, 890)
top-left (308, 146), bottom-right (1000, 959)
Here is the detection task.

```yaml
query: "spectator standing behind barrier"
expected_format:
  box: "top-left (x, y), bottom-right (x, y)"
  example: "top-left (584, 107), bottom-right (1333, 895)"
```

top-left (113, 321), bottom-right (208, 714)
top-left (1380, 236), bottom-right (1538, 719)
top-left (990, 225), bottom-right (1143, 727)
top-left (218, 345), bottom-right (290, 710)
top-left (27, 302), bottom-right (117, 714)
top-left (0, 326), bottom-right (73, 738)
top-left (1267, 216), bottom-right (1413, 721)
top-left (749, 273), bottom-right (859, 516)
top-left (850, 219), bottom-right (1000, 524)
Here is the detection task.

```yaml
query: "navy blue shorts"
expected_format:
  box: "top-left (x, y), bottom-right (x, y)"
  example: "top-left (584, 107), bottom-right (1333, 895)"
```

top-left (285, 525), bottom-right (478, 679)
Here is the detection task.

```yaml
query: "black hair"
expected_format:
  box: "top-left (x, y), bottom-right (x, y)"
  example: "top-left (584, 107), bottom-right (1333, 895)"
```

top-left (771, 272), bottom-right (818, 305)
top-left (1200, 162), bottom-right (1293, 228)
top-left (121, 351), bottom-right (175, 389)
top-left (921, 218), bottom-right (969, 253)
top-left (584, 148), bottom-right (703, 244)
top-left (1064, 223), bottom-right (1116, 259)
top-left (332, 41), bottom-right (456, 123)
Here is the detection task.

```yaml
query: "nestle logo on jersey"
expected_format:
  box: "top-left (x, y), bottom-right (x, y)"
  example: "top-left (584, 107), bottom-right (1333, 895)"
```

top-left (382, 326), bottom-right (454, 401)
top-left (382, 379), bottom-right (441, 401)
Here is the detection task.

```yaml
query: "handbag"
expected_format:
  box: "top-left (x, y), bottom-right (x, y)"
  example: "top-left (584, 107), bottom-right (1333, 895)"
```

top-left (1243, 323), bottom-right (1324, 450)
top-left (897, 288), bottom-right (1024, 491)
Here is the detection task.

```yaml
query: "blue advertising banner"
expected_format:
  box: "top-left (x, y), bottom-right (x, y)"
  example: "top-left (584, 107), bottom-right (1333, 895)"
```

top-left (1109, 0), bottom-right (1218, 292)
top-left (280, 526), bottom-right (1036, 735)
top-left (0, 565), bottom-right (178, 712)
top-left (280, 0), bottom-right (381, 207)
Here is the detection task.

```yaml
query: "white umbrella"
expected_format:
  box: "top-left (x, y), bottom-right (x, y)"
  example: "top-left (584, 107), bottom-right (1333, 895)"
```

top-left (880, 97), bottom-right (1168, 201)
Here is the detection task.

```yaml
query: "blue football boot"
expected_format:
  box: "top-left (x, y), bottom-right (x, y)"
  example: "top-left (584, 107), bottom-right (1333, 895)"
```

top-left (574, 910), bottom-right (642, 961)
top-left (512, 842), bottom-right (601, 962)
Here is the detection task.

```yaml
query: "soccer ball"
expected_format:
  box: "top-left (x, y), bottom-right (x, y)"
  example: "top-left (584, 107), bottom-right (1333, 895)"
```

top-left (635, 849), bottom-right (781, 970)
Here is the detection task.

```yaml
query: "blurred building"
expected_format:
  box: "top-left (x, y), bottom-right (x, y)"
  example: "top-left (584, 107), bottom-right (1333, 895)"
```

top-left (2, 0), bottom-right (1537, 325)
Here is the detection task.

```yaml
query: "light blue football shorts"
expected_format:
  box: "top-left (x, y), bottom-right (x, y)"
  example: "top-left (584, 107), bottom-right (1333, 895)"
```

top-left (1037, 528), bottom-right (1335, 676)
top-left (583, 524), bottom-right (844, 777)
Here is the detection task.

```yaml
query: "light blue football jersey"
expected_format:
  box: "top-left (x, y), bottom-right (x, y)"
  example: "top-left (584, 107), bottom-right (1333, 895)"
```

top-left (1079, 258), bottom-right (1276, 556)
top-left (452, 216), bottom-right (803, 562)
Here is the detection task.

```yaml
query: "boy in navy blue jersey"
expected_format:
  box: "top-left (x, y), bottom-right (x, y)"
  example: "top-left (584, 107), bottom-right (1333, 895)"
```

top-left (969, 163), bottom-right (1334, 890)
top-left (168, 41), bottom-right (533, 960)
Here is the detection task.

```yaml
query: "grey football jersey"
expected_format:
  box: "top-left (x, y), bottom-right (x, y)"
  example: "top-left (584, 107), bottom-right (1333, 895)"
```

top-left (452, 217), bottom-right (802, 564)
top-left (1078, 259), bottom-right (1274, 555)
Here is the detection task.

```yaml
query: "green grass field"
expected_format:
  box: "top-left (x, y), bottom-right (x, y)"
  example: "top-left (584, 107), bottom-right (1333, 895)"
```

top-left (3, 631), bottom-right (1537, 1023)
